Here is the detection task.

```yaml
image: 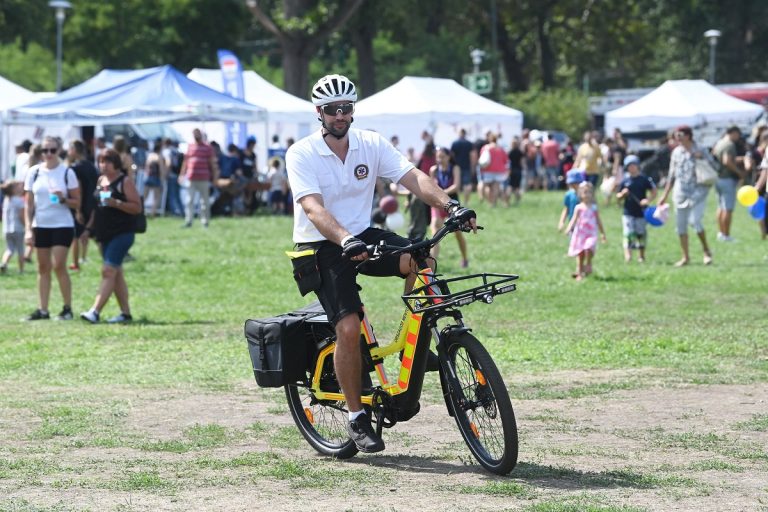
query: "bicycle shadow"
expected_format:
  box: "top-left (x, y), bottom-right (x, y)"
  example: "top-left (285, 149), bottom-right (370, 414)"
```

top-left (343, 454), bottom-right (487, 475)
top-left (507, 462), bottom-right (669, 489)
top-left (345, 458), bottom-right (673, 489)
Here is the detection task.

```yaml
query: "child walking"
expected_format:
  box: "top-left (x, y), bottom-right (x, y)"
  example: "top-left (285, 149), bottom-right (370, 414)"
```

top-left (558, 169), bottom-right (585, 232)
top-left (566, 182), bottom-right (606, 280)
top-left (615, 155), bottom-right (657, 262)
top-left (1, 180), bottom-right (26, 274)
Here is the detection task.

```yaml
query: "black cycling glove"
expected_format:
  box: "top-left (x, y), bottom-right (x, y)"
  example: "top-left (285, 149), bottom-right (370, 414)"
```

top-left (341, 237), bottom-right (368, 259)
top-left (452, 206), bottom-right (476, 226)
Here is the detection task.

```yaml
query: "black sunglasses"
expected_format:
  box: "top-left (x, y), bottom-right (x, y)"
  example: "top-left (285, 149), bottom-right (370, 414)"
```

top-left (41, 148), bottom-right (58, 154)
top-left (321, 103), bottom-right (354, 116)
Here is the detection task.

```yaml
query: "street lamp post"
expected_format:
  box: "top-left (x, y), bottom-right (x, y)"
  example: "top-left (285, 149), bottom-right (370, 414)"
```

top-left (704, 29), bottom-right (721, 84)
top-left (49, 0), bottom-right (72, 92)
top-left (470, 48), bottom-right (485, 73)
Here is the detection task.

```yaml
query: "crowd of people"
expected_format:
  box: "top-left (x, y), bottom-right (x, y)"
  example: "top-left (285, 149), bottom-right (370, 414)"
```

top-left (0, 127), bottom-right (296, 322)
top-left (2, 104), bottom-right (768, 319)
top-left (380, 114), bottom-right (768, 280)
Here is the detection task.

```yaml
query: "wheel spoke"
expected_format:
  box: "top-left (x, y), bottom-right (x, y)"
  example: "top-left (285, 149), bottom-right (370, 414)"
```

top-left (449, 342), bottom-right (512, 464)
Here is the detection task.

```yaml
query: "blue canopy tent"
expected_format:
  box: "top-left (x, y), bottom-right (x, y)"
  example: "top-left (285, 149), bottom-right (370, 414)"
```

top-left (1, 65), bottom-right (266, 179)
top-left (3, 65), bottom-right (266, 125)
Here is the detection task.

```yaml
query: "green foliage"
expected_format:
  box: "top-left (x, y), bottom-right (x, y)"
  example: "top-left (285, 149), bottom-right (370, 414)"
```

top-left (2, 0), bottom-right (768, 98)
top-left (506, 87), bottom-right (591, 137)
top-left (247, 55), bottom-right (284, 88)
top-left (0, 41), bottom-right (56, 91)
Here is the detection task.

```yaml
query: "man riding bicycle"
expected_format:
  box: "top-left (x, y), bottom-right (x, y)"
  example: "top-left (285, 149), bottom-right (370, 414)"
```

top-left (285, 74), bottom-right (476, 453)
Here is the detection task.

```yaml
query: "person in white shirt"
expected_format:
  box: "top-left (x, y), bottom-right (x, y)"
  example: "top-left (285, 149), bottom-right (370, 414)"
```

top-left (13, 140), bottom-right (31, 181)
top-left (286, 74), bottom-right (477, 454)
top-left (266, 157), bottom-right (288, 214)
top-left (23, 136), bottom-right (81, 321)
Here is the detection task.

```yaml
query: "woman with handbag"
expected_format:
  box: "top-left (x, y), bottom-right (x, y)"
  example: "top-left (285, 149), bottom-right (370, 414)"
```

top-left (80, 149), bottom-right (141, 324)
top-left (657, 125), bottom-right (713, 267)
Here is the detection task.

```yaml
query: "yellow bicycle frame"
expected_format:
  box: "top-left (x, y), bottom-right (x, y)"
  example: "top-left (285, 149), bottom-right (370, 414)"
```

top-left (309, 268), bottom-right (441, 405)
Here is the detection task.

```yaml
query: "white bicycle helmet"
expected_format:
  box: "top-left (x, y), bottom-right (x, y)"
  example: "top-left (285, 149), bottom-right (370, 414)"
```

top-left (310, 74), bottom-right (357, 106)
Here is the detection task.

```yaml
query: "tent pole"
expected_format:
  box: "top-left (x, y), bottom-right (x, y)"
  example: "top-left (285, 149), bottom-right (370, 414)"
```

top-left (1, 117), bottom-right (9, 181)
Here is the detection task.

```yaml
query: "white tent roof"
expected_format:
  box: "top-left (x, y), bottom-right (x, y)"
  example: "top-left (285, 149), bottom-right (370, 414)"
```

top-left (605, 79), bottom-right (762, 134)
top-left (353, 76), bottom-right (523, 152)
top-left (0, 75), bottom-right (41, 110)
top-left (187, 68), bottom-right (315, 124)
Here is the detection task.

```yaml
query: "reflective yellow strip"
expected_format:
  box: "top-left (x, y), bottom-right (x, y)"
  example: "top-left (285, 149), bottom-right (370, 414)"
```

top-left (361, 308), bottom-right (389, 386)
top-left (397, 313), bottom-right (422, 388)
top-left (285, 249), bottom-right (316, 259)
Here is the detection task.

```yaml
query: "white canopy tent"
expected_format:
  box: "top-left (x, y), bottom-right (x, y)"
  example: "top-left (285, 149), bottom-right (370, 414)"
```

top-left (176, 68), bottom-right (316, 170)
top-left (353, 76), bottom-right (524, 153)
top-left (604, 79), bottom-right (762, 147)
top-left (0, 76), bottom-right (67, 180)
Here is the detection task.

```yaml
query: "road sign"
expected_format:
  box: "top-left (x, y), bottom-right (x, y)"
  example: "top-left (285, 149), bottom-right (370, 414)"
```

top-left (463, 71), bottom-right (493, 94)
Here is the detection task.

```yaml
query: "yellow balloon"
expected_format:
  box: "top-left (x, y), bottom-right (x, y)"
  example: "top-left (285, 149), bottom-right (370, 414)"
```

top-left (737, 185), bottom-right (758, 207)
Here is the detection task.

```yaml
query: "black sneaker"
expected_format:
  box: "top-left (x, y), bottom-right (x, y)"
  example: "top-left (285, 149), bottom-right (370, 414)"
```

top-left (56, 306), bottom-right (74, 321)
top-left (346, 414), bottom-right (385, 453)
top-left (27, 309), bottom-right (50, 321)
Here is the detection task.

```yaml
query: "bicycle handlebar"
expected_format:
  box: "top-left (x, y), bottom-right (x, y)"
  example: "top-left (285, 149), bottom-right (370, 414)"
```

top-left (366, 214), bottom-right (482, 260)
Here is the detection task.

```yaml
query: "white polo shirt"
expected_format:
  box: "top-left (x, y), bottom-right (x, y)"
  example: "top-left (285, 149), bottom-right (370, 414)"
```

top-left (287, 128), bottom-right (413, 243)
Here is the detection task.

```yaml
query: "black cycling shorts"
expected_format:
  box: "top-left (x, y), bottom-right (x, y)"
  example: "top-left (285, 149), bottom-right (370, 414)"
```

top-left (297, 228), bottom-right (411, 326)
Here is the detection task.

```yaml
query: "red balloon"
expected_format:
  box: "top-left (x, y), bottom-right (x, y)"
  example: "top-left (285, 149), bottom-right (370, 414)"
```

top-left (379, 195), bottom-right (398, 214)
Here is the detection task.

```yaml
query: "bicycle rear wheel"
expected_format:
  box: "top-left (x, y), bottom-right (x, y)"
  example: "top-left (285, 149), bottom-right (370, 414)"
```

top-left (442, 332), bottom-right (518, 474)
top-left (285, 384), bottom-right (358, 459)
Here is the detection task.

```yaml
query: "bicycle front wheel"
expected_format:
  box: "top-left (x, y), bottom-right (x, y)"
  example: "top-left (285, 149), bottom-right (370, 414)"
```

top-left (442, 332), bottom-right (518, 474)
top-left (285, 384), bottom-right (358, 459)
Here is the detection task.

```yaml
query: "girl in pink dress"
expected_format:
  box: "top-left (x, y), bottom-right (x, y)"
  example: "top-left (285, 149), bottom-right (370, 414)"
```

top-left (566, 182), bottom-right (607, 280)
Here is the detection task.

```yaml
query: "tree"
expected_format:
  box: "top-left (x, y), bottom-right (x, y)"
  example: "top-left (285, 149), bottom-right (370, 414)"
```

top-left (63, 0), bottom-right (249, 71)
top-left (245, 0), bottom-right (365, 97)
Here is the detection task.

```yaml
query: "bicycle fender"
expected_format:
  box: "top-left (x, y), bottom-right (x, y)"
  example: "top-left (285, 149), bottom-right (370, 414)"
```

top-left (438, 326), bottom-right (471, 345)
top-left (438, 365), bottom-right (455, 418)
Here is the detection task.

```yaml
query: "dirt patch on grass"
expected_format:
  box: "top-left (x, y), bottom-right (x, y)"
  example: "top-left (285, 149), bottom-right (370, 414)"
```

top-left (1, 373), bottom-right (767, 511)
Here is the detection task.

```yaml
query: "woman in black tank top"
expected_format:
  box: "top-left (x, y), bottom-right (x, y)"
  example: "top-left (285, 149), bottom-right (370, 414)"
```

top-left (80, 149), bottom-right (142, 325)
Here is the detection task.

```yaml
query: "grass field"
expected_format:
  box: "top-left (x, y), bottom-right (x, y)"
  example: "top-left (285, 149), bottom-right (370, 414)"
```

top-left (1, 190), bottom-right (766, 511)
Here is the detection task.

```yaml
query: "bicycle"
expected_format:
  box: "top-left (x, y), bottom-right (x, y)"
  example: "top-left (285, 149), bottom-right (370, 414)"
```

top-left (248, 214), bottom-right (519, 475)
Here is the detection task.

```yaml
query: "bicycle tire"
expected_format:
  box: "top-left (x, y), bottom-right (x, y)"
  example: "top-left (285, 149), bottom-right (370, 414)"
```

top-left (442, 332), bottom-right (518, 474)
top-left (285, 384), bottom-right (358, 459)
top-left (284, 322), bottom-right (358, 459)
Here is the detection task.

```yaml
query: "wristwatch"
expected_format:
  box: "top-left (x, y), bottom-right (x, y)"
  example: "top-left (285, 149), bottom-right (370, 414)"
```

top-left (443, 199), bottom-right (461, 214)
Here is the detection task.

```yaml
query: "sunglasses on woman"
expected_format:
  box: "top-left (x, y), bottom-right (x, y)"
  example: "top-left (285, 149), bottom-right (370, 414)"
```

top-left (321, 103), bottom-right (354, 116)
top-left (42, 147), bottom-right (58, 154)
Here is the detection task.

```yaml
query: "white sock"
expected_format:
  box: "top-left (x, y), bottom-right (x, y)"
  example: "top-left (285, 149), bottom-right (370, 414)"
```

top-left (348, 410), bottom-right (366, 421)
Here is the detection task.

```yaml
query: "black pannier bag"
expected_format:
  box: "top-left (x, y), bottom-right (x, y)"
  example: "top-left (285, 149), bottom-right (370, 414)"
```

top-left (245, 302), bottom-right (327, 388)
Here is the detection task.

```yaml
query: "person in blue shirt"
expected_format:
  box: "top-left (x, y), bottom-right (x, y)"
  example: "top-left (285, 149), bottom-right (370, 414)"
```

top-left (616, 154), bottom-right (657, 262)
top-left (558, 168), bottom-right (584, 232)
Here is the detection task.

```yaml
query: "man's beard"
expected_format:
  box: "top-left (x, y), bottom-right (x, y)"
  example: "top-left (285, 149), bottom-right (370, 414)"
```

top-left (323, 119), bottom-right (351, 139)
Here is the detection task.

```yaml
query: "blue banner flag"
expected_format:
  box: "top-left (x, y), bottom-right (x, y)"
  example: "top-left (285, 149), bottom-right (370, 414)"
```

top-left (217, 49), bottom-right (247, 148)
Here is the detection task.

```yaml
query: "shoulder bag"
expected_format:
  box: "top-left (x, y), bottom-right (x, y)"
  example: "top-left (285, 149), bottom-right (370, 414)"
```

top-left (694, 156), bottom-right (718, 186)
